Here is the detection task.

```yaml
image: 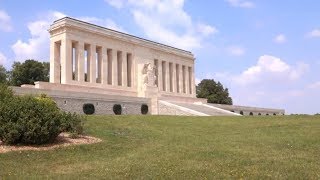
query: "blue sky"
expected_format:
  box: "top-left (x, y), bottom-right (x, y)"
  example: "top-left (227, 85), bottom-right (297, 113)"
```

top-left (0, 0), bottom-right (320, 114)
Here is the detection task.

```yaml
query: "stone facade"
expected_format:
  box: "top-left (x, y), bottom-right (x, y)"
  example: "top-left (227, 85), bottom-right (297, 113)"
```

top-left (13, 87), bottom-right (149, 115)
top-left (18, 17), bottom-right (285, 116)
top-left (44, 17), bottom-right (197, 114)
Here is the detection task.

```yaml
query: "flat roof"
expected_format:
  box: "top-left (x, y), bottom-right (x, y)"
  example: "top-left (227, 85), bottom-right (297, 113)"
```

top-left (53, 17), bottom-right (192, 55)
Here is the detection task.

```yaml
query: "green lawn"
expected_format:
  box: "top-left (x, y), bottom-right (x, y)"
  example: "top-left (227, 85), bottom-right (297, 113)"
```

top-left (1, 115), bottom-right (320, 179)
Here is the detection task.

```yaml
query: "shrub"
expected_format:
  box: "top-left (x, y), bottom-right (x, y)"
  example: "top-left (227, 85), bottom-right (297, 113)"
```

top-left (60, 112), bottom-right (84, 138)
top-left (83, 103), bottom-right (95, 115)
top-left (113, 104), bottom-right (122, 115)
top-left (0, 84), bottom-right (13, 102)
top-left (0, 85), bottom-right (84, 145)
top-left (141, 104), bottom-right (148, 115)
top-left (0, 94), bottom-right (61, 145)
top-left (240, 111), bottom-right (244, 115)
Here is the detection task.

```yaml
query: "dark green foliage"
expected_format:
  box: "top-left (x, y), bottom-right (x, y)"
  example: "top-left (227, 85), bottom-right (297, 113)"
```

top-left (83, 103), bottom-right (95, 115)
top-left (60, 112), bottom-right (84, 137)
top-left (0, 84), bottom-right (13, 101)
top-left (9, 60), bottom-right (49, 86)
top-left (0, 85), bottom-right (84, 145)
top-left (141, 104), bottom-right (149, 115)
top-left (0, 92), bottom-right (61, 145)
top-left (0, 65), bottom-right (7, 84)
top-left (240, 111), bottom-right (244, 115)
top-left (196, 79), bottom-right (233, 105)
top-left (249, 112), bottom-right (253, 116)
top-left (113, 104), bottom-right (122, 115)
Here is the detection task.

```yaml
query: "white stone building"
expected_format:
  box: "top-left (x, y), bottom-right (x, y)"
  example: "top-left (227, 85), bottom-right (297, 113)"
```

top-left (17, 17), bottom-right (284, 116)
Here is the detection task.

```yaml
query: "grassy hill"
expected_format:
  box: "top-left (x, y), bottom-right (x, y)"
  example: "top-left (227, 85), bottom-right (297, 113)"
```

top-left (1, 115), bottom-right (320, 179)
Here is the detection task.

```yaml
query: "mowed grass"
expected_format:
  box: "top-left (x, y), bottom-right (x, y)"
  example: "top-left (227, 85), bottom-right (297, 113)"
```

top-left (1, 115), bottom-right (320, 179)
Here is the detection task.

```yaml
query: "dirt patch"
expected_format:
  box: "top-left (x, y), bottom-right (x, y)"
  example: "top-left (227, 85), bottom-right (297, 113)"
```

top-left (0, 133), bottom-right (102, 154)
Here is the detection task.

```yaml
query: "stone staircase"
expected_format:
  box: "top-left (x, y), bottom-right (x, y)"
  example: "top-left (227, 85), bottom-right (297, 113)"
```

top-left (158, 101), bottom-right (240, 116)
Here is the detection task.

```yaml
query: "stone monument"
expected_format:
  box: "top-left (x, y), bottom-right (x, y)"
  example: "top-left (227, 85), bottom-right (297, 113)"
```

top-left (15, 17), bottom-right (285, 116)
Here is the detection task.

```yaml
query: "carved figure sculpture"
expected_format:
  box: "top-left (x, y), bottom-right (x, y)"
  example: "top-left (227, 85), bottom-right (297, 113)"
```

top-left (142, 63), bottom-right (157, 87)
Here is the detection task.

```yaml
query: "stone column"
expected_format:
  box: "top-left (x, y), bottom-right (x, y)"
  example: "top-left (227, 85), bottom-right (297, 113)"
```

top-left (117, 51), bottom-right (122, 86)
top-left (183, 65), bottom-right (187, 94)
top-left (60, 38), bottom-right (72, 84)
top-left (191, 66), bottom-right (195, 95)
top-left (97, 47), bottom-right (102, 83)
top-left (73, 43), bottom-right (78, 81)
top-left (49, 41), bottom-right (61, 83)
top-left (157, 59), bottom-right (162, 91)
top-left (131, 54), bottom-right (135, 88)
top-left (101, 47), bottom-right (108, 84)
top-left (175, 64), bottom-right (180, 93)
top-left (107, 49), bottom-right (112, 85)
top-left (112, 50), bottom-right (118, 86)
top-left (172, 63), bottom-right (176, 93)
top-left (127, 54), bottom-right (132, 87)
top-left (179, 64), bottom-right (183, 93)
top-left (185, 65), bottom-right (190, 94)
top-left (76, 41), bottom-right (85, 83)
top-left (122, 52), bottom-right (127, 87)
top-left (165, 61), bottom-right (170, 92)
top-left (86, 45), bottom-right (90, 82)
top-left (89, 44), bottom-right (96, 83)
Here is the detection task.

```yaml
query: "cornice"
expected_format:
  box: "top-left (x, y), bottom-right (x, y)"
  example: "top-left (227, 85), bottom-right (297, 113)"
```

top-left (49, 17), bottom-right (195, 60)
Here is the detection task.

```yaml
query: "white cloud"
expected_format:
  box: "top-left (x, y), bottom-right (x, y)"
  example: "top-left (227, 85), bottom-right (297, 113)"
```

top-left (308, 81), bottom-right (320, 89)
top-left (0, 10), bottom-right (13, 32)
top-left (288, 90), bottom-right (304, 97)
top-left (233, 55), bottom-right (309, 85)
top-left (11, 11), bottom-right (66, 62)
top-left (307, 29), bottom-right (320, 38)
top-left (105, 0), bottom-right (217, 51)
top-left (0, 52), bottom-right (7, 65)
top-left (227, 46), bottom-right (245, 56)
top-left (195, 78), bottom-right (201, 85)
top-left (132, 10), bottom-right (201, 50)
top-left (225, 0), bottom-right (255, 8)
top-left (197, 23), bottom-right (218, 36)
top-left (79, 17), bottom-right (125, 32)
top-left (273, 34), bottom-right (287, 44)
top-left (104, 0), bottom-right (126, 9)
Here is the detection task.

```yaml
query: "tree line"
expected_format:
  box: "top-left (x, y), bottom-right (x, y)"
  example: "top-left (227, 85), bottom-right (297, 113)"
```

top-left (0, 60), bottom-right (49, 86)
top-left (0, 60), bottom-right (234, 105)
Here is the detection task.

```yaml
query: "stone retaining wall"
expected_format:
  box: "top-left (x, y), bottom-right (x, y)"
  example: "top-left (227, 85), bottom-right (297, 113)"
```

top-left (12, 87), bottom-right (150, 115)
top-left (208, 103), bottom-right (285, 116)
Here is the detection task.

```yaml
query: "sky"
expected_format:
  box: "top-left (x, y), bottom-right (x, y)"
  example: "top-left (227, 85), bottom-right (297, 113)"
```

top-left (0, 0), bottom-right (320, 114)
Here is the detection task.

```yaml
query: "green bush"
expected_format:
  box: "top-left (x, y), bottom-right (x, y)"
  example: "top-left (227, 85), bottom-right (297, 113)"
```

top-left (83, 103), bottom-right (95, 115)
top-left (113, 104), bottom-right (122, 115)
top-left (0, 84), bottom-right (14, 101)
top-left (60, 112), bottom-right (84, 137)
top-left (0, 85), bottom-right (84, 145)
top-left (0, 95), bottom-right (61, 145)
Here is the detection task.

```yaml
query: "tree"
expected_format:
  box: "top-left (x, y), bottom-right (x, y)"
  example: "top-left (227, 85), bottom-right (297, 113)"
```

top-left (196, 79), bottom-right (233, 105)
top-left (0, 65), bottom-right (7, 84)
top-left (9, 60), bottom-right (49, 86)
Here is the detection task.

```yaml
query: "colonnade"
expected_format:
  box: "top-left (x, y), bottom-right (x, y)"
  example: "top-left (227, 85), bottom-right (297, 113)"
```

top-left (154, 59), bottom-right (195, 95)
top-left (50, 38), bottom-right (133, 88)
